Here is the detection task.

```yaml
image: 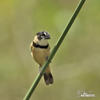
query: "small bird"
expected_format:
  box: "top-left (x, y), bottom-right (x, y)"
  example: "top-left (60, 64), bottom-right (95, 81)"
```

top-left (30, 31), bottom-right (53, 85)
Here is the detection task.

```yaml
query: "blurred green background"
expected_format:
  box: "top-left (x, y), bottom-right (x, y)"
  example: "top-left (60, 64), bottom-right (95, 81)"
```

top-left (0, 0), bottom-right (100, 100)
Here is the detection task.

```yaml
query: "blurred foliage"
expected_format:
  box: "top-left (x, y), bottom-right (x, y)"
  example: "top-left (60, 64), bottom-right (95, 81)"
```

top-left (0, 0), bottom-right (100, 100)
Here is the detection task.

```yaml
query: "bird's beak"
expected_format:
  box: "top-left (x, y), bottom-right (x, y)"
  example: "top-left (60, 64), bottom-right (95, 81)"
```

top-left (45, 34), bottom-right (50, 39)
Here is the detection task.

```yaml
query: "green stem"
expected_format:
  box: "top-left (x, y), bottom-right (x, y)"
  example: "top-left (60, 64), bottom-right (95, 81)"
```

top-left (23, 0), bottom-right (86, 100)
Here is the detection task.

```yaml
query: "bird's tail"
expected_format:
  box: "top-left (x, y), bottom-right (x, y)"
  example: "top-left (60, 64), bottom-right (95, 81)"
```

top-left (43, 72), bottom-right (53, 85)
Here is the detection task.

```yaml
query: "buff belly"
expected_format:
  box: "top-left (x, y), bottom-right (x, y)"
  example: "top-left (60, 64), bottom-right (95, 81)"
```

top-left (31, 47), bottom-right (50, 66)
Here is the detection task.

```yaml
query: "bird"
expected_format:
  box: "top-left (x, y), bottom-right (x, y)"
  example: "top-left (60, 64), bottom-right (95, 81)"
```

top-left (30, 31), bottom-right (53, 85)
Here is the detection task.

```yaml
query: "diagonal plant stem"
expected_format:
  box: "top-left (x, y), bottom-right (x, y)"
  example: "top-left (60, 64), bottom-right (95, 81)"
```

top-left (23, 0), bottom-right (86, 100)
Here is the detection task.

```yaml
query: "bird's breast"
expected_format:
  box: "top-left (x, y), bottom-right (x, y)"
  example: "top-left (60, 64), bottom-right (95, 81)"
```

top-left (31, 46), bottom-right (50, 66)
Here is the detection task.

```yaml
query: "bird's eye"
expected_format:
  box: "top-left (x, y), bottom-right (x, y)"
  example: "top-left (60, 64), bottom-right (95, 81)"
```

top-left (42, 32), bottom-right (47, 36)
top-left (42, 33), bottom-right (45, 36)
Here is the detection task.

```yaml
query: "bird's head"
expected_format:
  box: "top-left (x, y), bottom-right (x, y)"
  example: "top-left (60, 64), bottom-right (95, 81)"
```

top-left (34, 31), bottom-right (50, 45)
top-left (36, 31), bottom-right (50, 40)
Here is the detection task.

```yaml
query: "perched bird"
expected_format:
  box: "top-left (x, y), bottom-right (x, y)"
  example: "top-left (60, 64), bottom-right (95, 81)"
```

top-left (30, 31), bottom-right (53, 85)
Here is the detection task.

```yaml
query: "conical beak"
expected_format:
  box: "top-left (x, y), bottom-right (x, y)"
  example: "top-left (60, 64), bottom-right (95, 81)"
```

top-left (45, 34), bottom-right (50, 39)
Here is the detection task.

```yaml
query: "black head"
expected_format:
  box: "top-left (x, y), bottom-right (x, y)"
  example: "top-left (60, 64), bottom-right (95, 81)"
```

top-left (36, 31), bottom-right (50, 40)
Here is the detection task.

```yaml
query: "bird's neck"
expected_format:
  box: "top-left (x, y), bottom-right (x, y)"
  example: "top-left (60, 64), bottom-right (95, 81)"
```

top-left (33, 36), bottom-right (48, 46)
